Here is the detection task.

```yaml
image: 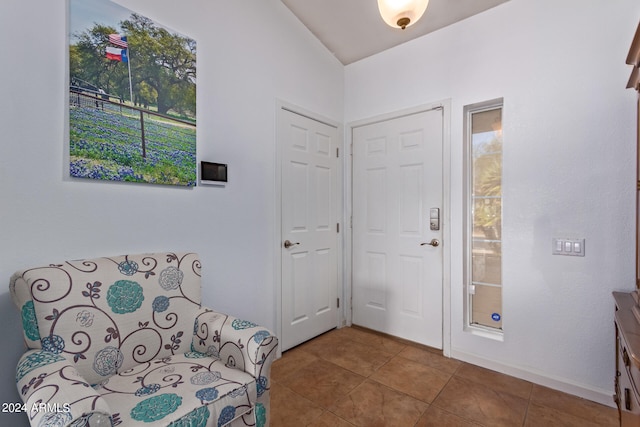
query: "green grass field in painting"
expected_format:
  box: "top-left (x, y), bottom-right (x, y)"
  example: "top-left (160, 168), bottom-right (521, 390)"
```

top-left (69, 106), bottom-right (196, 186)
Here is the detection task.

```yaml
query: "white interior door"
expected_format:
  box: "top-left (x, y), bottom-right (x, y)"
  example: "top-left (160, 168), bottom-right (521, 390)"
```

top-left (280, 108), bottom-right (339, 351)
top-left (352, 108), bottom-right (443, 348)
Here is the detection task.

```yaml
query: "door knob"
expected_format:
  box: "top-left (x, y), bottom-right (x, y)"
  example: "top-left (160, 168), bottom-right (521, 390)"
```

top-left (284, 240), bottom-right (300, 249)
top-left (421, 239), bottom-right (440, 247)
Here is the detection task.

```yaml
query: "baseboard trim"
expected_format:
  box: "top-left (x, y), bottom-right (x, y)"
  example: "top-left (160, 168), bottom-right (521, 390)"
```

top-left (449, 348), bottom-right (615, 408)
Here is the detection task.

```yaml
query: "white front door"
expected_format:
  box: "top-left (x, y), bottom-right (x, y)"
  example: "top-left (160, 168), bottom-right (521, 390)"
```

top-left (352, 108), bottom-right (444, 348)
top-left (279, 108), bottom-right (339, 351)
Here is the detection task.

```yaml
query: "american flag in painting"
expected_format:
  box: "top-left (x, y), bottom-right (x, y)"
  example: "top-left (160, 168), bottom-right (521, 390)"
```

top-left (108, 34), bottom-right (128, 49)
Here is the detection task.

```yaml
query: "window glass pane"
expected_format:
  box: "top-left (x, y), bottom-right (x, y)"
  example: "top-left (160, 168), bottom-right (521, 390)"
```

top-left (471, 108), bottom-right (502, 135)
top-left (466, 100), bottom-right (503, 332)
top-left (473, 152), bottom-right (502, 196)
top-left (472, 241), bottom-right (502, 285)
top-left (471, 284), bottom-right (502, 328)
top-left (473, 198), bottom-right (502, 240)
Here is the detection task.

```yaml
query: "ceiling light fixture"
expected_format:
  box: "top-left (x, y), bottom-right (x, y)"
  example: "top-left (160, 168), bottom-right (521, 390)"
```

top-left (377, 0), bottom-right (430, 30)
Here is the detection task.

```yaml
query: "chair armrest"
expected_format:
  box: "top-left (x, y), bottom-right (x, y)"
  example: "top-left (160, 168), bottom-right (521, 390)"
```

top-left (16, 350), bottom-right (112, 427)
top-left (192, 308), bottom-right (278, 382)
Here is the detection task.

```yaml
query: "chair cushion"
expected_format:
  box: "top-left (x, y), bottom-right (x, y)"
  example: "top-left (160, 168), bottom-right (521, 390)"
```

top-left (94, 352), bottom-right (256, 426)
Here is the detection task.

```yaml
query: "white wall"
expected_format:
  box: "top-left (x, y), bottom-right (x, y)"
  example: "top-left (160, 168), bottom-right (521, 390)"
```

top-left (345, 0), bottom-right (639, 405)
top-left (0, 0), bottom-right (343, 425)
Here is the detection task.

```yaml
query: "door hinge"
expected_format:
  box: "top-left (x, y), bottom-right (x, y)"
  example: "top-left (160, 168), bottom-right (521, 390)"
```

top-left (336, 147), bottom-right (339, 158)
top-left (337, 223), bottom-right (340, 233)
top-left (337, 298), bottom-right (340, 308)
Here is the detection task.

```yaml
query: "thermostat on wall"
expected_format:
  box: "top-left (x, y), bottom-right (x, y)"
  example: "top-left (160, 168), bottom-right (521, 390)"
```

top-left (199, 161), bottom-right (227, 186)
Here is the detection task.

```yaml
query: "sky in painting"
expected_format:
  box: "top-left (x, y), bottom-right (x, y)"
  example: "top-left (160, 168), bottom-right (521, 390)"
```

top-left (69, 0), bottom-right (187, 42)
top-left (69, 0), bottom-right (131, 41)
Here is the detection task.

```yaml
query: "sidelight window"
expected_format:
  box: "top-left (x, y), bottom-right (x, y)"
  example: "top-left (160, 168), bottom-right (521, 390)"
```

top-left (464, 99), bottom-right (503, 334)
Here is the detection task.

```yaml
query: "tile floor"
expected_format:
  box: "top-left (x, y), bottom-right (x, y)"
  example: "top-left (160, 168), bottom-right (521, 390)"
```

top-left (270, 326), bottom-right (619, 427)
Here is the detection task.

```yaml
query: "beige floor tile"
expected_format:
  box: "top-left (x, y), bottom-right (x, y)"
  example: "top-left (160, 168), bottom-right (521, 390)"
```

top-left (338, 326), bottom-right (407, 355)
top-left (529, 384), bottom-right (618, 427)
top-left (307, 411), bottom-right (356, 427)
top-left (454, 363), bottom-right (532, 400)
top-left (398, 345), bottom-right (461, 375)
top-left (433, 376), bottom-right (529, 427)
top-left (370, 356), bottom-right (452, 403)
top-left (415, 406), bottom-right (481, 427)
top-left (296, 332), bottom-right (348, 364)
top-left (279, 358), bottom-right (366, 408)
top-left (300, 328), bottom-right (342, 344)
top-left (271, 347), bottom-right (319, 383)
top-left (330, 379), bottom-right (429, 427)
top-left (301, 332), bottom-right (394, 377)
top-left (524, 402), bottom-right (614, 427)
top-left (270, 382), bottom-right (324, 427)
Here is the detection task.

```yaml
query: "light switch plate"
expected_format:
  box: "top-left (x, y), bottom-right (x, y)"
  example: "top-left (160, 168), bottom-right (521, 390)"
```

top-left (552, 238), bottom-right (585, 257)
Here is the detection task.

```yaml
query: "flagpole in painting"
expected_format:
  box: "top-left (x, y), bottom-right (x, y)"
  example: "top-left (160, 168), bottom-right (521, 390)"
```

top-left (125, 47), bottom-right (133, 104)
top-left (106, 34), bottom-right (133, 104)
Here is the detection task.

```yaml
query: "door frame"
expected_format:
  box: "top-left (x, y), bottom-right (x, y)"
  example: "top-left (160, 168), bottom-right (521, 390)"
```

top-left (345, 100), bottom-right (452, 356)
top-left (275, 100), bottom-right (344, 357)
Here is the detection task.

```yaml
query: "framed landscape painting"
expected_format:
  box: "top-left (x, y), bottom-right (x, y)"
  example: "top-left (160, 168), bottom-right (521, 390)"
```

top-left (69, 0), bottom-right (197, 186)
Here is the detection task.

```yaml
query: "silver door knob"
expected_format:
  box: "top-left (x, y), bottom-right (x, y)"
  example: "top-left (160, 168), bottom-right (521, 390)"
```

top-left (284, 240), bottom-right (300, 249)
top-left (421, 239), bottom-right (440, 247)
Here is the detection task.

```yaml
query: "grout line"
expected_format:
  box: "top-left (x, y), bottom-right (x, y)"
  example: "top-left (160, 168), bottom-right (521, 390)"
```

top-left (521, 382), bottom-right (535, 427)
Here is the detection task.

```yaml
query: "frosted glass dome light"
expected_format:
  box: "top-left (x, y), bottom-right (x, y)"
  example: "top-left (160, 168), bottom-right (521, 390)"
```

top-left (377, 0), bottom-right (430, 30)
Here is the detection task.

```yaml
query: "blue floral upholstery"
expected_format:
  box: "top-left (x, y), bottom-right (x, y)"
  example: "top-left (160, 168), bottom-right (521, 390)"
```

top-left (10, 252), bottom-right (277, 427)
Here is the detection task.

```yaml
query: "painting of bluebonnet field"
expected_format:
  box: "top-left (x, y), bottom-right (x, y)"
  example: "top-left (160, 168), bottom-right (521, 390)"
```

top-left (69, 0), bottom-right (196, 186)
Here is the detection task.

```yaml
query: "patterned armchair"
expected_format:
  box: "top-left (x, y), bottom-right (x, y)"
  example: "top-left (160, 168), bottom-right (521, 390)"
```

top-left (10, 252), bottom-right (277, 427)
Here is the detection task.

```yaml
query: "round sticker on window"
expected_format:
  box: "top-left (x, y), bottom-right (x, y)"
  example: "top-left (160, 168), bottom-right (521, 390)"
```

top-left (491, 313), bottom-right (501, 322)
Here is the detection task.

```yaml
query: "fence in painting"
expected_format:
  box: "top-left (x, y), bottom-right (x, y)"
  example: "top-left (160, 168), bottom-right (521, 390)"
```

top-left (68, 88), bottom-right (197, 186)
top-left (69, 88), bottom-right (195, 159)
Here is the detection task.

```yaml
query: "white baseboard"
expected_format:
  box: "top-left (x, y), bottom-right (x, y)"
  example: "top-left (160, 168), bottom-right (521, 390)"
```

top-left (449, 348), bottom-right (615, 408)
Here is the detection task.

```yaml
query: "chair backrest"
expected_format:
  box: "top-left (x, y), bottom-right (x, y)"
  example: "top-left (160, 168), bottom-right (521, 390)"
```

top-left (10, 252), bottom-right (202, 385)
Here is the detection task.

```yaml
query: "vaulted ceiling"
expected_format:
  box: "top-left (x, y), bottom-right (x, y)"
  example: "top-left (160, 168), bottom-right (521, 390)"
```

top-left (281, 0), bottom-right (511, 64)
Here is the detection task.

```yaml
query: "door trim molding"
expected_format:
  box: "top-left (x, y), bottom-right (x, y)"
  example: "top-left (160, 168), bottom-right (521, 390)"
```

top-left (345, 100), bottom-right (452, 356)
top-left (275, 100), bottom-right (344, 357)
